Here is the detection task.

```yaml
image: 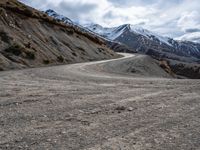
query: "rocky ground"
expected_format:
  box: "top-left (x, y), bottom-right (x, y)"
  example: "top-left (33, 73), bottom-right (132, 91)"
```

top-left (0, 53), bottom-right (200, 150)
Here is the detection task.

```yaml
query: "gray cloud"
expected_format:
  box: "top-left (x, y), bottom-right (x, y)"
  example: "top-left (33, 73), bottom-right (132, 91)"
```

top-left (57, 1), bottom-right (97, 20)
top-left (43, 1), bottom-right (98, 23)
top-left (185, 28), bottom-right (200, 33)
top-left (107, 0), bottom-right (157, 7)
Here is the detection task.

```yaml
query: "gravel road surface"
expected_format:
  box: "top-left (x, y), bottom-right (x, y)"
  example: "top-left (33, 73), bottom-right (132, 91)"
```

top-left (0, 53), bottom-right (200, 150)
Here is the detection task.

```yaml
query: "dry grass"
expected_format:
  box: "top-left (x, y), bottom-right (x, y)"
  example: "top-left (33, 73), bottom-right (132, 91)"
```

top-left (0, 31), bottom-right (11, 43)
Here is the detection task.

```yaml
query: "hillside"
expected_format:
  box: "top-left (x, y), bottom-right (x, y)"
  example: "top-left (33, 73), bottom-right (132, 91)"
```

top-left (0, 0), bottom-right (118, 71)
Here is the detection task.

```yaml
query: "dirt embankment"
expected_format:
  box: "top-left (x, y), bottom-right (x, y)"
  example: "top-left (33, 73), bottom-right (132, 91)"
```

top-left (91, 54), bottom-right (173, 78)
top-left (0, 0), bottom-right (119, 71)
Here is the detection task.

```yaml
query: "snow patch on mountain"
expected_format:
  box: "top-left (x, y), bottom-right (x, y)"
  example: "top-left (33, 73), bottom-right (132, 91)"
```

top-left (130, 25), bottom-right (172, 46)
top-left (45, 9), bottom-right (73, 24)
top-left (85, 24), bottom-right (128, 40)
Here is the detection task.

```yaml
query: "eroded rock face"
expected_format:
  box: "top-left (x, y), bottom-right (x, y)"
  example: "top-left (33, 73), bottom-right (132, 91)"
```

top-left (167, 60), bottom-right (200, 79)
top-left (0, 0), bottom-right (118, 71)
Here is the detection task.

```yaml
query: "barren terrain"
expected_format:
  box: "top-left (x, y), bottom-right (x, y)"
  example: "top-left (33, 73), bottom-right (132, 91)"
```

top-left (0, 53), bottom-right (200, 150)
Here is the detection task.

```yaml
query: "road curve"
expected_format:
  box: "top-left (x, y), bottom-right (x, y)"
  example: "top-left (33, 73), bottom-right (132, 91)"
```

top-left (0, 53), bottom-right (200, 150)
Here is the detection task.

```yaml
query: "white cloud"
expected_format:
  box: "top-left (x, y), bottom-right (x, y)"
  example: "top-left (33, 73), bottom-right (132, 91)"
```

top-left (177, 11), bottom-right (200, 32)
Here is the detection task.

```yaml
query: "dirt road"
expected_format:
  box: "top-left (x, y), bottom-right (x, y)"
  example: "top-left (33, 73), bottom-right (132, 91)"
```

top-left (0, 53), bottom-right (200, 150)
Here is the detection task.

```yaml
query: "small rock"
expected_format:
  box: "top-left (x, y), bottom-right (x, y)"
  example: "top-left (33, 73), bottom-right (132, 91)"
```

top-left (128, 107), bottom-right (134, 111)
top-left (28, 35), bottom-right (32, 39)
top-left (91, 110), bottom-right (96, 114)
top-left (61, 131), bottom-right (67, 134)
top-left (47, 139), bottom-right (51, 142)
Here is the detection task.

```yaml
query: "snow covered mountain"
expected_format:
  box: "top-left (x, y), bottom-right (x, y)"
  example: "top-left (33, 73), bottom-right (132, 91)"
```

top-left (45, 9), bottom-right (73, 24)
top-left (85, 24), bottom-right (200, 62)
top-left (85, 24), bottom-right (172, 46)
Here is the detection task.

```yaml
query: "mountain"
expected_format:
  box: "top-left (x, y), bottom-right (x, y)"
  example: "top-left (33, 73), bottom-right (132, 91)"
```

top-left (0, 0), bottom-right (118, 71)
top-left (86, 24), bottom-right (172, 45)
top-left (86, 24), bottom-right (200, 63)
top-left (45, 9), bottom-right (73, 24)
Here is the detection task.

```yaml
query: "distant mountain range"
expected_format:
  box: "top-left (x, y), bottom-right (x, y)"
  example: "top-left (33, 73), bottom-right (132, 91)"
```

top-left (85, 24), bottom-right (200, 63)
top-left (45, 9), bottom-right (200, 64)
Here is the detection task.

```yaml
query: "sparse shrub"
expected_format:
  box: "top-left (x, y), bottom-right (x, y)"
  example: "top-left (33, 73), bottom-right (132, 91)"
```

top-left (0, 8), bottom-right (4, 15)
top-left (52, 18), bottom-right (58, 24)
top-left (98, 48), bottom-right (105, 53)
top-left (43, 59), bottom-right (50, 64)
top-left (0, 31), bottom-right (11, 43)
top-left (72, 52), bottom-right (77, 57)
top-left (60, 28), bottom-right (66, 32)
top-left (24, 42), bottom-right (31, 48)
top-left (77, 47), bottom-right (85, 52)
top-left (6, 1), bottom-right (11, 5)
top-left (57, 55), bottom-right (64, 62)
top-left (25, 51), bottom-right (35, 60)
top-left (66, 29), bottom-right (74, 35)
top-left (23, 8), bottom-right (34, 17)
top-left (62, 41), bottom-right (70, 48)
top-left (42, 13), bottom-right (48, 18)
top-left (4, 43), bottom-right (23, 56)
top-left (98, 48), bottom-right (105, 52)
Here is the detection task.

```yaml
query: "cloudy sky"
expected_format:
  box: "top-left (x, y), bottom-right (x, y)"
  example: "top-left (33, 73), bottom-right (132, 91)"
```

top-left (19, 0), bottom-right (200, 39)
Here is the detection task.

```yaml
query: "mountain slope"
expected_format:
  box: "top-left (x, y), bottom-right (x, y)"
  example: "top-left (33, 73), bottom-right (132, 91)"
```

top-left (86, 24), bottom-right (200, 63)
top-left (0, 0), bottom-right (118, 71)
